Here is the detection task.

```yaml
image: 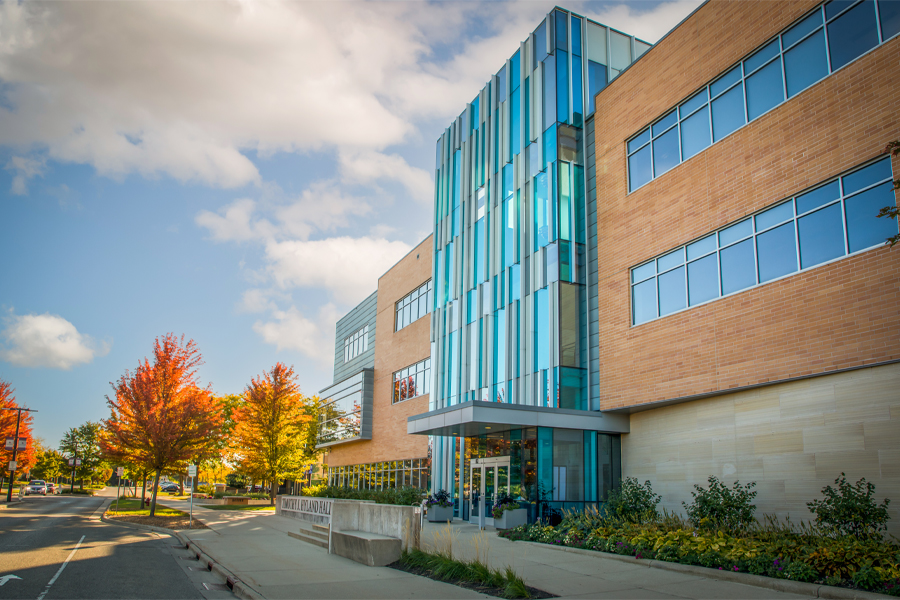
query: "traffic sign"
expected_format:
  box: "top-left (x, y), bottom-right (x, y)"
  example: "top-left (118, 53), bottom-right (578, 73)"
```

top-left (188, 465), bottom-right (197, 477)
top-left (116, 467), bottom-right (124, 477)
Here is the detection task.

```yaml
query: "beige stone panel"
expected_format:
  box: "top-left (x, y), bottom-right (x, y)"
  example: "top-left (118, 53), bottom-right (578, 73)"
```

top-left (814, 450), bottom-right (881, 480)
top-left (695, 397), bottom-right (737, 431)
top-left (879, 449), bottom-right (900, 478)
top-left (733, 392), bottom-right (782, 433)
top-left (778, 381), bottom-right (837, 420)
top-left (735, 456), bottom-right (765, 481)
top-left (752, 430), bottom-right (803, 455)
top-left (825, 399), bottom-right (892, 425)
top-left (863, 420), bottom-right (900, 451)
top-left (802, 423), bottom-right (865, 454)
top-left (654, 460), bottom-right (688, 483)
top-left (761, 453), bottom-right (816, 481)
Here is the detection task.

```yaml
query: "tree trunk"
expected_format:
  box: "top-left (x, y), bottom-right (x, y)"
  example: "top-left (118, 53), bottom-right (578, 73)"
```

top-left (178, 478), bottom-right (184, 496)
top-left (141, 472), bottom-right (147, 503)
top-left (149, 469), bottom-right (161, 517)
top-left (270, 478), bottom-right (275, 506)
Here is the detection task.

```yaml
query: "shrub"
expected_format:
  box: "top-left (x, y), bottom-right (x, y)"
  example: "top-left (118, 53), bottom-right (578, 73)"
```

top-left (683, 476), bottom-right (757, 531)
top-left (699, 550), bottom-right (727, 569)
top-left (807, 473), bottom-right (891, 539)
top-left (782, 560), bottom-right (816, 583)
top-left (656, 545), bottom-right (679, 562)
top-left (852, 565), bottom-right (884, 591)
top-left (605, 477), bottom-right (661, 523)
top-left (302, 484), bottom-right (426, 506)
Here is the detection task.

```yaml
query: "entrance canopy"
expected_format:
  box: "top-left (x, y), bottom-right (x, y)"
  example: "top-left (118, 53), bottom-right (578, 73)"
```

top-left (407, 401), bottom-right (629, 437)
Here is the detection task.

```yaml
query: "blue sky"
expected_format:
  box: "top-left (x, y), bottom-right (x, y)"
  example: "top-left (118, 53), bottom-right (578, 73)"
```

top-left (0, 0), bottom-right (699, 448)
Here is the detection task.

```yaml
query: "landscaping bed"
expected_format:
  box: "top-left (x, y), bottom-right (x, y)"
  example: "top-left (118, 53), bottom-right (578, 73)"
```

top-left (105, 498), bottom-right (208, 530)
top-left (302, 484), bottom-right (425, 505)
top-left (200, 504), bottom-right (275, 511)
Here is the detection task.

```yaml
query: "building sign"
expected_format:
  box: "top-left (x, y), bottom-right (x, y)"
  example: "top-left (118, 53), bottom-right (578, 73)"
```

top-left (280, 496), bottom-right (333, 524)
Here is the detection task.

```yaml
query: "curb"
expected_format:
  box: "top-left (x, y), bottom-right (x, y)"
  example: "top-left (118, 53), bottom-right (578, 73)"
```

top-left (173, 532), bottom-right (266, 600)
top-left (515, 541), bottom-right (892, 599)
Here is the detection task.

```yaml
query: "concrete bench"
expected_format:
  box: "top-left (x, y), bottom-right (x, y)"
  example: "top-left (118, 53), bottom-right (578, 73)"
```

top-left (331, 530), bottom-right (401, 567)
top-left (223, 496), bottom-right (250, 505)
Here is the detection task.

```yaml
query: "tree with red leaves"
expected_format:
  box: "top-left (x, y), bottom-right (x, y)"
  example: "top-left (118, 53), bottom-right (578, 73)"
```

top-left (0, 379), bottom-right (35, 491)
top-left (102, 334), bottom-right (221, 516)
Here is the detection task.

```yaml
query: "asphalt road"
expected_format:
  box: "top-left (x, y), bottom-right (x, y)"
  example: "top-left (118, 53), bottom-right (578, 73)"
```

top-left (0, 495), bottom-right (235, 600)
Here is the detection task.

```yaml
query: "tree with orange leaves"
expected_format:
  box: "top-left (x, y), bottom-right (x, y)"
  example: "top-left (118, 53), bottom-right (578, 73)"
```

top-left (229, 363), bottom-right (314, 504)
top-left (1, 379), bottom-right (35, 490)
top-left (102, 334), bottom-right (222, 516)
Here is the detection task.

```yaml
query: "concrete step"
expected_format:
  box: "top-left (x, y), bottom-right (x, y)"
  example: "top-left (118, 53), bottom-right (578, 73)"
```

top-left (288, 530), bottom-right (328, 549)
top-left (312, 523), bottom-right (330, 534)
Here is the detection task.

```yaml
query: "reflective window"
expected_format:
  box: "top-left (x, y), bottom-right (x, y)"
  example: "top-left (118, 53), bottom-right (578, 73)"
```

top-left (626, 1), bottom-right (898, 191)
top-left (630, 157), bottom-right (895, 325)
top-left (396, 280), bottom-right (432, 332)
top-left (343, 325), bottom-right (369, 363)
top-left (393, 357), bottom-right (432, 403)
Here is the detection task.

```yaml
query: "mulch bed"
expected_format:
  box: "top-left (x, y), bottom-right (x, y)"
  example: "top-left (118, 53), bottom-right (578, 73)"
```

top-left (388, 560), bottom-right (556, 599)
top-left (105, 514), bottom-right (209, 530)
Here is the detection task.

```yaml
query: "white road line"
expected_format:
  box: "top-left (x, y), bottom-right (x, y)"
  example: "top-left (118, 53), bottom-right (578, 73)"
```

top-left (36, 535), bottom-right (85, 600)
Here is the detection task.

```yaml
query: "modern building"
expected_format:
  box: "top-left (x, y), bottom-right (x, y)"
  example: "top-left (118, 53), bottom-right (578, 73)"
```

top-left (408, 0), bottom-right (900, 531)
top-left (318, 236), bottom-right (435, 491)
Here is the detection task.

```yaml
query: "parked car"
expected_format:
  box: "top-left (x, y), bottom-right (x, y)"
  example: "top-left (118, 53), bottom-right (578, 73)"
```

top-left (159, 482), bottom-right (179, 492)
top-left (25, 480), bottom-right (47, 495)
top-left (46, 482), bottom-right (58, 494)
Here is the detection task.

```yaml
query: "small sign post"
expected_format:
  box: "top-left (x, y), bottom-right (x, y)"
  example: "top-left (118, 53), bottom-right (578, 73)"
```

top-left (187, 464), bottom-right (197, 528)
top-left (115, 467), bottom-right (124, 513)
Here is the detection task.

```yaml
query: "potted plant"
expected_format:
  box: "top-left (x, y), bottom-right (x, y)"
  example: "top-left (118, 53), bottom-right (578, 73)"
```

top-left (426, 489), bottom-right (454, 522)
top-left (492, 492), bottom-right (527, 529)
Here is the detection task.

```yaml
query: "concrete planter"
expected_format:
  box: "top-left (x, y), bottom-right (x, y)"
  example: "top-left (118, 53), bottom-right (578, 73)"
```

top-left (426, 505), bottom-right (454, 523)
top-left (493, 507), bottom-right (527, 529)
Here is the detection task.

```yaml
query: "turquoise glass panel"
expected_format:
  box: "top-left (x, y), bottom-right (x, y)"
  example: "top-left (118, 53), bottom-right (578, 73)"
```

top-left (494, 307), bottom-right (506, 389)
top-left (572, 54), bottom-right (583, 126)
top-left (557, 51), bottom-right (569, 125)
top-left (587, 60), bottom-right (607, 114)
top-left (453, 150), bottom-right (461, 207)
top-left (535, 171), bottom-right (551, 249)
top-left (544, 125), bottom-right (557, 168)
top-left (510, 50), bottom-right (520, 91)
top-left (559, 367), bottom-right (586, 410)
top-left (571, 15), bottom-right (582, 56)
top-left (555, 9), bottom-right (568, 50)
top-left (584, 431), bottom-right (597, 502)
top-left (524, 76), bottom-right (531, 143)
top-left (503, 163), bottom-right (514, 200)
top-left (543, 56), bottom-right (556, 131)
top-left (535, 287), bottom-right (549, 371)
top-left (511, 88), bottom-right (521, 156)
top-left (497, 64), bottom-right (507, 104)
top-left (475, 218), bottom-right (485, 284)
top-left (559, 163), bottom-right (572, 242)
top-left (510, 264), bottom-right (520, 302)
top-left (537, 428), bottom-right (553, 505)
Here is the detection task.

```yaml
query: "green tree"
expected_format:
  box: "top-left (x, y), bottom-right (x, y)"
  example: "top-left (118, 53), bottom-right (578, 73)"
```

top-left (59, 422), bottom-right (105, 488)
top-left (878, 140), bottom-right (900, 247)
top-left (32, 448), bottom-right (66, 482)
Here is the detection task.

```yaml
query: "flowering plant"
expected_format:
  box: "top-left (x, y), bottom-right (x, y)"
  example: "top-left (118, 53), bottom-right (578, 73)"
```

top-left (426, 489), bottom-right (453, 508)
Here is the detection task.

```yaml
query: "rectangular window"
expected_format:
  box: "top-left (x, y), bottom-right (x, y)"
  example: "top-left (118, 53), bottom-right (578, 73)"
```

top-left (395, 280), bottom-right (433, 332)
top-left (393, 357), bottom-right (432, 403)
top-left (630, 157), bottom-right (895, 325)
top-left (343, 325), bottom-right (369, 363)
top-left (626, 0), bottom-right (898, 192)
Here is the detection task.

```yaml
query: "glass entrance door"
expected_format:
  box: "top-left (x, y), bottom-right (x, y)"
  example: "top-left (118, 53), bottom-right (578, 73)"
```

top-left (468, 457), bottom-right (511, 525)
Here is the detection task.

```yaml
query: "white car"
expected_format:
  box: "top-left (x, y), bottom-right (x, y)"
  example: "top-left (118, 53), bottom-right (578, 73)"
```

top-left (25, 480), bottom-right (47, 495)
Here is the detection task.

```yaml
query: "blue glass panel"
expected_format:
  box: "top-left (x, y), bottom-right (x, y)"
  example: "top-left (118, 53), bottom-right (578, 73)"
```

top-left (680, 106), bottom-right (711, 161)
top-left (783, 10), bottom-right (823, 48)
top-left (503, 195), bottom-right (515, 267)
top-left (652, 127), bottom-right (680, 177)
top-left (527, 143), bottom-right (540, 178)
top-left (798, 203), bottom-right (845, 268)
top-left (632, 261), bottom-right (655, 283)
top-left (720, 238), bottom-right (756, 294)
top-left (756, 201), bottom-right (794, 231)
top-left (475, 218), bottom-right (485, 284)
top-left (453, 149), bottom-right (461, 207)
top-left (467, 290), bottom-right (476, 324)
top-left (746, 59), bottom-right (784, 121)
top-left (744, 39), bottom-right (780, 73)
top-left (688, 254), bottom-right (719, 305)
top-left (555, 9), bottom-right (568, 50)
top-left (710, 65), bottom-right (741, 97)
top-left (535, 19), bottom-right (548, 63)
top-left (680, 89), bottom-right (708, 118)
top-left (535, 287), bottom-right (550, 370)
top-left (471, 96), bottom-right (480, 130)
top-left (826, 0), bottom-right (856, 20)
top-left (497, 64), bottom-right (508, 104)
top-left (796, 180), bottom-right (840, 214)
top-left (535, 171), bottom-right (551, 249)
top-left (658, 266), bottom-right (686, 316)
top-left (879, 0), bottom-right (900, 40)
top-left (546, 243), bottom-right (559, 283)
top-left (843, 158), bottom-right (892, 194)
top-left (494, 307), bottom-right (506, 384)
top-left (557, 51), bottom-right (569, 125)
top-left (628, 129), bottom-right (651, 154)
top-left (543, 56), bottom-right (556, 131)
top-left (587, 60), bottom-right (608, 115)
top-left (711, 83), bottom-right (746, 141)
top-left (657, 248), bottom-right (684, 272)
top-left (828, 0), bottom-right (879, 70)
top-left (652, 110), bottom-right (678, 137)
top-left (572, 55), bottom-right (583, 125)
top-left (452, 206), bottom-right (459, 238)
top-left (524, 76), bottom-right (531, 143)
top-left (845, 182), bottom-right (897, 252)
top-left (543, 124), bottom-right (557, 168)
top-left (511, 88), bottom-right (521, 157)
top-left (510, 263), bottom-right (520, 301)
top-left (571, 15), bottom-right (582, 56)
top-left (628, 145), bottom-right (652, 191)
top-left (757, 222), bottom-right (798, 282)
top-left (510, 50), bottom-right (520, 91)
top-left (688, 234), bottom-right (717, 260)
top-left (784, 30), bottom-right (828, 97)
top-left (632, 279), bottom-right (657, 324)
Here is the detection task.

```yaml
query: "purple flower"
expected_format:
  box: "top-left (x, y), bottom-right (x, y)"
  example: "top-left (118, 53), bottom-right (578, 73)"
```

top-left (718, 567), bottom-right (723, 570)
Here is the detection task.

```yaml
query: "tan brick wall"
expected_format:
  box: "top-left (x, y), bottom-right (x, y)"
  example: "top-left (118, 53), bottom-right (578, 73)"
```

top-left (623, 363), bottom-right (900, 537)
top-left (594, 0), bottom-right (900, 410)
top-left (325, 235), bottom-right (433, 468)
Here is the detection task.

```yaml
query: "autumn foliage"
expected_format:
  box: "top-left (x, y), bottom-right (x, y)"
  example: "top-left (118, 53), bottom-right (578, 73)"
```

top-left (229, 363), bottom-right (313, 503)
top-left (102, 334), bottom-right (221, 515)
top-left (0, 378), bottom-right (35, 473)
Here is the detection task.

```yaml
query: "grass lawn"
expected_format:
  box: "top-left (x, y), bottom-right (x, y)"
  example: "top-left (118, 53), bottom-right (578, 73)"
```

top-left (107, 497), bottom-right (185, 517)
top-left (200, 504), bottom-right (275, 511)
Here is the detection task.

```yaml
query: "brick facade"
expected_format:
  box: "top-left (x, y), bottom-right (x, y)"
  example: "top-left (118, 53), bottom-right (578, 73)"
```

top-left (593, 0), bottom-right (900, 410)
top-left (324, 235), bottom-right (433, 467)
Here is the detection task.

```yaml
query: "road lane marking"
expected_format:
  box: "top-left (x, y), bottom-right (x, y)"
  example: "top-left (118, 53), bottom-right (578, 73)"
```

top-left (35, 535), bottom-right (85, 600)
top-left (0, 575), bottom-right (22, 586)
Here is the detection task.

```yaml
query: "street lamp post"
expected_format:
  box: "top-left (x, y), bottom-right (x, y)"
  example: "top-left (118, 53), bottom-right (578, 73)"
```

top-left (69, 441), bottom-right (79, 494)
top-left (2, 406), bottom-right (38, 503)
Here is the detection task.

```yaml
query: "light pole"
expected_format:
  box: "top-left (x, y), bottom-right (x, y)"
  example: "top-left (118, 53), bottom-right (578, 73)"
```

top-left (69, 441), bottom-right (79, 494)
top-left (2, 406), bottom-right (38, 502)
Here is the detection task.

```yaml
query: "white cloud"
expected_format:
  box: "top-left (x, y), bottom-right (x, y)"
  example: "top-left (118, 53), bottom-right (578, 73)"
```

top-left (252, 303), bottom-right (341, 366)
top-left (339, 150), bottom-right (433, 204)
top-left (265, 236), bottom-right (411, 304)
top-left (0, 311), bottom-right (109, 370)
top-left (5, 155), bottom-right (45, 195)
